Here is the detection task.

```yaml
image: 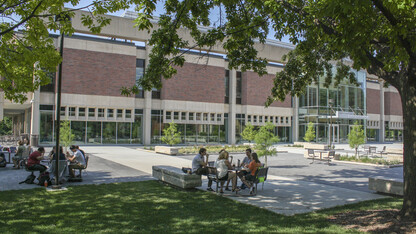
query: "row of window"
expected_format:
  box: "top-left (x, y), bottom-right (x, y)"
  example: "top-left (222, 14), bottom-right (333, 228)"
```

top-left (367, 120), bottom-right (380, 127)
top-left (388, 121), bottom-right (403, 129)
top-left (60, 106), bottom-right (133, 120)
top-left (247, 115), bottom-right (291, 125)
top-left (165, 111), bottom-right (223, 123)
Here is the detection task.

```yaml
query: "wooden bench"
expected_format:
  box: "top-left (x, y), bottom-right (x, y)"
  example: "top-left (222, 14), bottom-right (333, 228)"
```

top-left (152, 166), bottom-right (202, 189)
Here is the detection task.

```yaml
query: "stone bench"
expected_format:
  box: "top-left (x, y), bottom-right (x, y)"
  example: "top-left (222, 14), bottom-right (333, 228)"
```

top-left (368, 176), bottom-right (403, 196)
top-left (152, 166), bottom-right (202, 189)
top-left (155, 146), bottom-right (179, 155)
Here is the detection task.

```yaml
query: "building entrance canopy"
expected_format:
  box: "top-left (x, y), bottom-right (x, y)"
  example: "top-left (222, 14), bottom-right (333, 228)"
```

top-left (318, 111), bottom-right (368, 120)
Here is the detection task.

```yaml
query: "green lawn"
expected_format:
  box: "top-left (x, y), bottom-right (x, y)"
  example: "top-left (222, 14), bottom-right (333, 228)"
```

top-left (0, 181), bottom-right (401, 233)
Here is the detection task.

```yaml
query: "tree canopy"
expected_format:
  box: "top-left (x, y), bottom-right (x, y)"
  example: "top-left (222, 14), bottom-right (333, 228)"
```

top-left (2, 0), bottom-right (416, 219)
top-left (0, 0), bottom-right (142, 103)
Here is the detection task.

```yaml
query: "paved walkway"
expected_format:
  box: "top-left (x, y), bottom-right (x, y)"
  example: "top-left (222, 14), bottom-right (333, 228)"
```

top-left (1, 145), bottom-right (393, 216)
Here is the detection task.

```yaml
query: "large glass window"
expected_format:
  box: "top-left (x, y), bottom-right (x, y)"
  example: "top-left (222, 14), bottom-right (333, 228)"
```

top-left (86, 122), bottom-right (101, 144)
top-left (71, 121), bottom-right (86, 144)
top-left (40, 111), bottom-right (54, 144)
top-left (117, 122), bottom-right (131, 144)
top-left (102, 122), bottom-right (116, 144)
top-left (132, 115), bottom-right (142, 144)
top-left (185, 124), bottom-right (196, 144)
top-left (308, 87), bottom-right (317, 107)
top-left (151, 110), bottom-right (163, 144)
top-left (197, 124), bottom-right (209, 143)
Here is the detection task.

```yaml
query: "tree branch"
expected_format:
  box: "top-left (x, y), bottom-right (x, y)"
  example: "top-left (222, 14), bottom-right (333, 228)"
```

top-left (372, 0), bottom-right (415, 59)
top-left (32, 0), bottom-right (106, 18)
top-left (0, 0), bottom-right (30, 14)
top-left (0, 0), bottom-right (44, 36)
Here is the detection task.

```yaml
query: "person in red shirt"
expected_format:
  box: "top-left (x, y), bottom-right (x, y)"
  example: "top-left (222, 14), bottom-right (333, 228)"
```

top-left (27, 147), bottom-right (47, 174)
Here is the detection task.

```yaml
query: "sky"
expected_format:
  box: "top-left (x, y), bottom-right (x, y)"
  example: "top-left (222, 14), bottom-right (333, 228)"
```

top-left (66, 0), bottom-right (291, 44)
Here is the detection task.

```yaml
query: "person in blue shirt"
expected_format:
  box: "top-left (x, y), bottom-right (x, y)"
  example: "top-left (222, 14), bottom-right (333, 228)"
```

top-left (238, 148), bottom-right (253, 189)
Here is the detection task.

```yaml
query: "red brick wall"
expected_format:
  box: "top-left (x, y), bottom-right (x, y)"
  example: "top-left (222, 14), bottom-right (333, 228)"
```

top-left (243, 71), bottom-right (291, 107)
top-left (384, 92), bottom-right (403, 115)
top-left (61, 48), bottom-right (136, 97)
top-left (366, 88), bottom-right (380, 114)
top-left (161, 63), bottom-right (225, 103)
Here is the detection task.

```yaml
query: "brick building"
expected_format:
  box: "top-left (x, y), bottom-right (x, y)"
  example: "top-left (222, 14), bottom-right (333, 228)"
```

top-left (0, 11), bottom-right (403, 146)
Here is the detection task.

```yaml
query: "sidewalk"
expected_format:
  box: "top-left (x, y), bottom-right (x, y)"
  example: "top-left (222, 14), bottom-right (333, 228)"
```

top-left (0, 146), bottom-right (386, 216)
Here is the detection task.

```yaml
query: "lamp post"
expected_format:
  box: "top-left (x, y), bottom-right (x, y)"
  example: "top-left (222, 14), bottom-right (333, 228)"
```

top-left (328, 99), bottom-right (334, 149)
top-left (53, 13), bottom-right (70, 189)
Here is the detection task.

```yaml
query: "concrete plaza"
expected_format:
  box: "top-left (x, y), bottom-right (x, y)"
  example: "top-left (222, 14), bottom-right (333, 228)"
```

top-left (0, 144), bottom-right (402, 216)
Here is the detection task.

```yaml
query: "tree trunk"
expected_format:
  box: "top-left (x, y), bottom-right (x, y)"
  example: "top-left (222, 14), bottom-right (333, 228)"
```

top-left (399, 74), bottom-right (416, 220)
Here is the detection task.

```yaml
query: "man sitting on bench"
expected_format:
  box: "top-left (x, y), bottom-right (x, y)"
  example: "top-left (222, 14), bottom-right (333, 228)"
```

top-left (66, 145), bottom-right (86, 178)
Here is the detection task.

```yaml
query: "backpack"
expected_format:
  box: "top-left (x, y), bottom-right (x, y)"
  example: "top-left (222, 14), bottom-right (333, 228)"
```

top-left (0, 153), bottom-right (6, 167)
top-left (37, 172), bottom-right (51, 186)
top-left (19, 174), bottom-right (36, 184)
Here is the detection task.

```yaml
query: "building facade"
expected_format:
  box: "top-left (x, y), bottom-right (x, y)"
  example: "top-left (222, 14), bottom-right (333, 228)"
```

top-left (0, 11), bottom-right (403, 146)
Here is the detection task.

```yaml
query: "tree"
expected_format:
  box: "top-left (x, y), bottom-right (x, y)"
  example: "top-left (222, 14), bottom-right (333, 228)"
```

top-left (128, 0), bottom-right (416, 220)
top-left (241, 122), bottom-right (257, 143)
top-left (254, 122), bottom-right (279, 167)
top-left (161, 121), bottom-right (181, 146)
top-left (304, 122), bottom-right (316, 143)
top-left (348, 122), bottom-right (366, 158)
top-left (0, 0), bottom-right (143, 103)
top-left (4, 0), bottom-right (416, 219)
top-left (0, 117), bottom-right (13, 135)
top-left (60, 120), bottom-right (74, 153)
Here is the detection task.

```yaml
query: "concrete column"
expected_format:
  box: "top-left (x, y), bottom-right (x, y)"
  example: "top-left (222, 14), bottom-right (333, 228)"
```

top-left (0, 92), bottom-right (4, 121)
top-left (143, 43), bottom-right (152, 145)
top-left (379, 81), bottom-right (385, 142)
top-left (228, 69), bottom-right (237, 144)
top-left (30, 90), bottom-right (40, 146)
top-left (292, 96), bottom-right (299, 142)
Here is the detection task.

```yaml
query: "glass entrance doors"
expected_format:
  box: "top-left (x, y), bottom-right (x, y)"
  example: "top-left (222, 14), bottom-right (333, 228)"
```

top-left (329, 124), bottom-right (339, 144)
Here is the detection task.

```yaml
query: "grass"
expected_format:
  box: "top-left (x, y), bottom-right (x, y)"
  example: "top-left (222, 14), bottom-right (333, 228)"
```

top-left (0, 181), bottom-right (402, 233)
top-left (338, 155), bottom-right (401, 165)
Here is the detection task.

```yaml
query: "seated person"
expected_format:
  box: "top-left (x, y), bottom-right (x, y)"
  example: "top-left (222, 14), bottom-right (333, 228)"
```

top-left (0, 152), bottom-right (6, 167)
top-left (66, 145), bottom-right (86, 178)
top-left (192, 148), bottom-right (214, 191)
top-left (12, 140), bottom-right (25, 168)
top-left (214, 150), bottom-right (238, 193)
top-left (237, 148), bottom-right (252, 189)
top-left (51, 146), bottom-right (66, 161)
top-left (239, 152), bottom-right (261, 194)
top-left (27, 147), bottom-right (47, 174)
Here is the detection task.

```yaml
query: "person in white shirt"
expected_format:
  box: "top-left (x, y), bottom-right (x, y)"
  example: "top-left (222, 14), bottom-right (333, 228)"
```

top-left (214, 150), bottom-right (237, 193)
top-left (66, 145), bottom-right (86, 178)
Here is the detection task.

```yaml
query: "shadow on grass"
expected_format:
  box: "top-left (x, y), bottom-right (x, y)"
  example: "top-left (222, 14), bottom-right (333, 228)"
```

top-left (0, 181), bottom-right (402, 233)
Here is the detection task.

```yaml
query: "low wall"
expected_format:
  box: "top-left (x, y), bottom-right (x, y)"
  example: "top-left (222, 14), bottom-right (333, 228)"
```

top-left (155, 146), bottom-right (179, 155)
top-left (152, 165), bottom-right (202, 189)
top-left (368, 177), bottom-right (403, 196)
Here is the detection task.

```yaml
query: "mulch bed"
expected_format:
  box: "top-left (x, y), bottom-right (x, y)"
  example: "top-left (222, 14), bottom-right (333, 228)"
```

top-left (328, 209), bottom-right (416, 233)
